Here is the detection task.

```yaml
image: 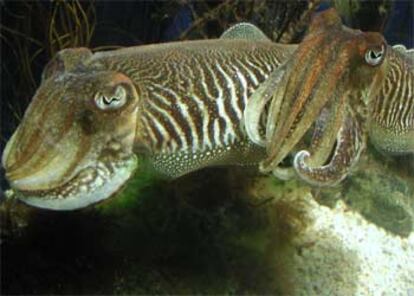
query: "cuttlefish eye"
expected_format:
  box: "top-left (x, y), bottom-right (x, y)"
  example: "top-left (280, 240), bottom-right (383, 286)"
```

top-left (364, 44), bottom-right (386, 66)
top-left (95, 85), bottom-right (127, 110)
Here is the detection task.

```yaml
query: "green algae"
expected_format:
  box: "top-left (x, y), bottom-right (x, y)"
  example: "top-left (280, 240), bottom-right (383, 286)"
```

top-left (104, 171), bottom-right (313, 295)
top-left (96, 157), bottom-right (161, 215)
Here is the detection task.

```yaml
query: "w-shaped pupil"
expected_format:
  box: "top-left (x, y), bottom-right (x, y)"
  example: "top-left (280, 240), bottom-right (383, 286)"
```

top-left (103, 96), bottom-right (119, 105)
top-left (370, 51), bottom-right (382, 59)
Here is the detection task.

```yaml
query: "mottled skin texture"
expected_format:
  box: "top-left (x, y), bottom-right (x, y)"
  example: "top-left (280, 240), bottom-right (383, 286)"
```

top-left (2, 9), bottom-right (413, 210)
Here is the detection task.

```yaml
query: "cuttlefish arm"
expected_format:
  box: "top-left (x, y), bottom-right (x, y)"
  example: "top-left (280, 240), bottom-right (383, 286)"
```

top-left (244, 63), bottom-right (287, 147)
top-left (244, 8), bottom-right (387, 185)
top-left (294, 43), bottom-right (414, 185)
top-left (293, 107), bottom-right (365, 186)
top-left (261, 10), bottom-right (351, 171)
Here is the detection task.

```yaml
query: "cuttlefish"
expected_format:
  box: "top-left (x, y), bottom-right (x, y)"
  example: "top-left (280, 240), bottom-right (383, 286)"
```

top-left (2, 8), bottom-right (413, 210)
top-left (246, 8), bottom-right (413, 185)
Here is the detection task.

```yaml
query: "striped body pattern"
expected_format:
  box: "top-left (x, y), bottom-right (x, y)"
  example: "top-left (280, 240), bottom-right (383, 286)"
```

top-left (369, 46), bottom-right (414, 153)
top-left (93, 40), bottom-right (294, 176)
top-left (2, 12), bottom-right (413, 210)
top-left (371, 48), bottom-right (413, 132)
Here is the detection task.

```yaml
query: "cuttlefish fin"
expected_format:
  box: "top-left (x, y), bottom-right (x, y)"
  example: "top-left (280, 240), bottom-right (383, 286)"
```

top-left (293, 108), bottom-right (365, 186)
top-left (220, 22), bottom-right (271, 41)
top-left (392, 44), bottom-right (414, 61)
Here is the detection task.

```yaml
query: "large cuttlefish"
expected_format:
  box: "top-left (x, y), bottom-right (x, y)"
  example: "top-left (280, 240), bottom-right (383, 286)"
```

top-left (2, 9), bottom-right (413, 210)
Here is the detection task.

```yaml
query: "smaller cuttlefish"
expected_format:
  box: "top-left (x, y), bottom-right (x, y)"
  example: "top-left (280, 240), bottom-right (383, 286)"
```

top-left (2, 8), bottom-right (413, 210)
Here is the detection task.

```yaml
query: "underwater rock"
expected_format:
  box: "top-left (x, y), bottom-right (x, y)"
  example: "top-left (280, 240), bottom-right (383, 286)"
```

top-left (340, 149), bottom-right (414, 238)
top-left (312, 151), bottom-right (414, 238)
top-left (343, 170), bottom-right (413, 237)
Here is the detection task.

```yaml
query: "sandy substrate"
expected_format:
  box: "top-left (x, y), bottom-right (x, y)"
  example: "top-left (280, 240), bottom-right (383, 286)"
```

top-left (289, 196), bottom-right (414, 296)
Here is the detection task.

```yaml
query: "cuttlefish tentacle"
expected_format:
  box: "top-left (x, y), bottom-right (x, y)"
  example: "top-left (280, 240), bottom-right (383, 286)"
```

top-left (293, 107), bottom-right (365, 186)
top-left (308, 108), bottom-right (332, 163)
top-left (260, 10), bottom-right (353, 173)
top-left (244, 63), bottom-right (287, 147)
top-left (249, 8), bottom-right (386, 183)
top-left (301, 96), bottom-right (347, 168)
top-left (270, 91), bottom-right (351, 182)
top-left (245, 11), bottom-right (345, 157)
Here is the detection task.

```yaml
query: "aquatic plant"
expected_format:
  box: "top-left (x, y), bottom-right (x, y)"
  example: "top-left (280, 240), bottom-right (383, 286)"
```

top-left (1, 1), bottom-right (96, 143)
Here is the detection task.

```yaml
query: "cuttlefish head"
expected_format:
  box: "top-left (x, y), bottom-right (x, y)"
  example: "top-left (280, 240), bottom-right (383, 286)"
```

top-left (2, 48), bottom-right (140, 210)
top-left (259, 8), bottom-right (388, 172)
